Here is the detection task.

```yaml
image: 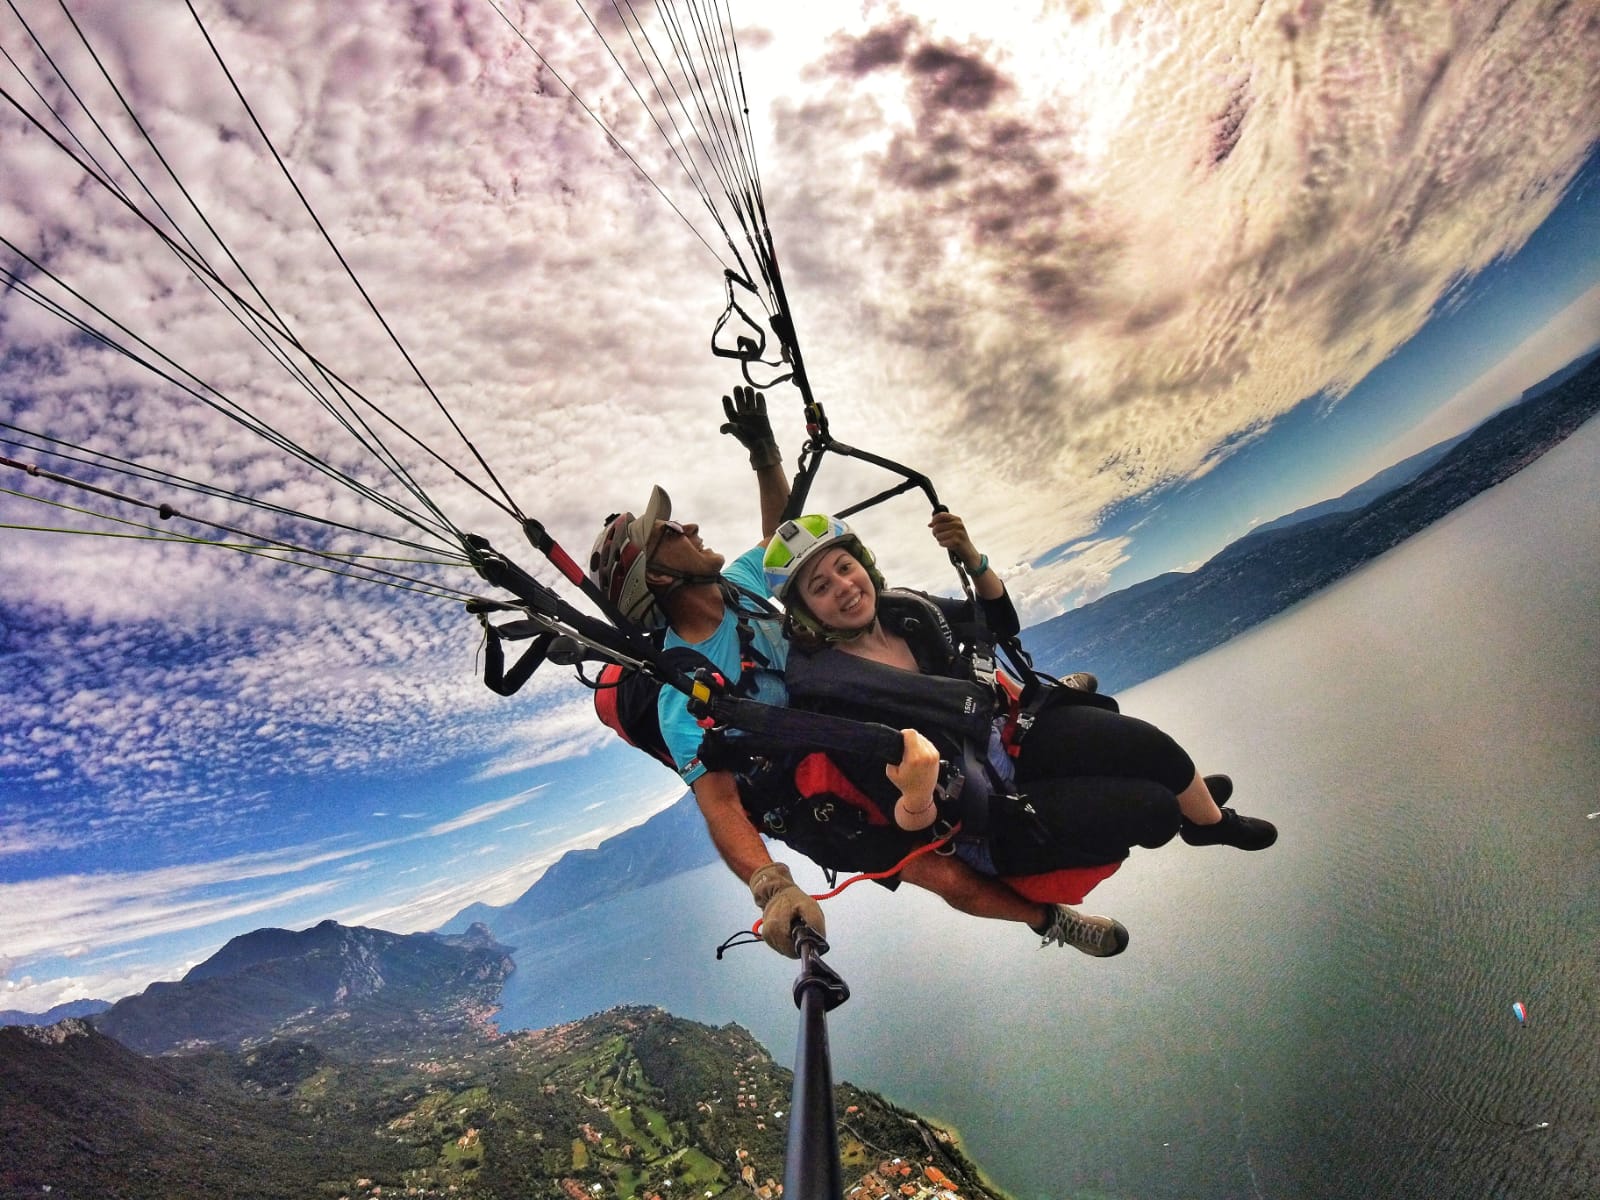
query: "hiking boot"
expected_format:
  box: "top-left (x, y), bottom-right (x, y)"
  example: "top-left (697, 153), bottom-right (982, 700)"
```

top-left (1061, 671), bottom-right (1098, 693)
top-left (1203, 774), bottom-right (1233, 807)
top-left (1033, 904), bottom-right (1129, 957)
top-left (1180, 807), bottom-right (1277, 851)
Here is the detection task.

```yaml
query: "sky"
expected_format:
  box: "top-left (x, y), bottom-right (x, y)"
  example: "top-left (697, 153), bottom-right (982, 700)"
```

top-left (1, 0), bottom-right (1597, 1014)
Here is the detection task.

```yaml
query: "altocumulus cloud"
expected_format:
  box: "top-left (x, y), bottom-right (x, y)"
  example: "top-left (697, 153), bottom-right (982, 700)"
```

top-left (753, 1), bottom-right (1600, 602)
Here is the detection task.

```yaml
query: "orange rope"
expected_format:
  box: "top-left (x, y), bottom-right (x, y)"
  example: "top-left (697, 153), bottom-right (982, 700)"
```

top-left (752, 823), bottom-right (961, 935)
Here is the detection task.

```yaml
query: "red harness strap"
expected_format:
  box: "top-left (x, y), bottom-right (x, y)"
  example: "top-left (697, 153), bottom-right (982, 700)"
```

top-left (792, 752), bottom-right (892, 825)
top-left (1001, 862), bottom-right (1122, 906)
top-left (752, 826), bottom-right (959, 935)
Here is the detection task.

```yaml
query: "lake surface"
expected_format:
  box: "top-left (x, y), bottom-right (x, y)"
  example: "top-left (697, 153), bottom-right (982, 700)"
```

top-left (496, 417), bottom-right (1600, 1199)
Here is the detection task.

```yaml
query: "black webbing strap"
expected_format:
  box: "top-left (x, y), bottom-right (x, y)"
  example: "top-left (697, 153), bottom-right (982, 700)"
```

top-left (465, 533), bottom-right (664, 673)
top-left (480, 624), bottom-right (555, 697)
top-left (697, 691), bottom-right (905, 768)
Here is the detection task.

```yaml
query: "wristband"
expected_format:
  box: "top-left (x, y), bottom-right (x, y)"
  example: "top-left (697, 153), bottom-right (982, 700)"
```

top-left (969, 554), bottom-right (990, 578)
top-left (895, 792), bottom-right (938, 831)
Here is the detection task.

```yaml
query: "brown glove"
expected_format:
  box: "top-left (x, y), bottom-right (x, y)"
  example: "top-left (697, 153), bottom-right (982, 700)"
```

top-left (720, 385), bottom-right (782, 470)
top-left (748, 862), bottom-right (825, 958)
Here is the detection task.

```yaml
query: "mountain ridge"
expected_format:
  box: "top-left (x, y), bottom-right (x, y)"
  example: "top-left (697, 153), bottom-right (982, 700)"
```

top-left (437, 791), bottom-right (716, 939)
top-left (1238, 343), bottom-right (1599, 545)
top-left (0, 997), bottom-right (111, 1027)
top-left (91, 919), bottom-right (513, 1055)
top-left (1025, 353), bottom-right (1600, 692)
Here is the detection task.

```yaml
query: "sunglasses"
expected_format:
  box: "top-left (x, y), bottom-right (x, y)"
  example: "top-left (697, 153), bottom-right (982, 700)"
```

top-left (646, 520), bottom-right (687, 554)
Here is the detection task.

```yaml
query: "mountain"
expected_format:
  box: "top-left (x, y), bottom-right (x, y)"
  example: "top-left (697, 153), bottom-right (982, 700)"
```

top-left (91, 919), bottom-right (513, 1055)
top-left (1517, 343), bottom-right (1600, 402)
top-left (1241, 433), bottom-right (1466, 542)
top-left (1026, 353), bottom-right (1600, 693)
top-left (0, 1018), bottom-right (389, 1200)
top-left (1243, 345), bottom-right (1600, 545)
top-left (438, 791), bottom-right (718, 939)
top-left (4, 970), bottom-right (1006, 1198)
top-left (0, 997), bottom-right (111, 1027)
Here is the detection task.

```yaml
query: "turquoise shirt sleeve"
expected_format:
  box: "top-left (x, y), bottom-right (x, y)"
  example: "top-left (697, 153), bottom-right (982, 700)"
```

top-left (654, 546), bottom-right (788, 784)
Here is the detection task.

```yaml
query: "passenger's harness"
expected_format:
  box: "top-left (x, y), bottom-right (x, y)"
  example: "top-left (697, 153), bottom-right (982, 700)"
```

top-left (783, 589), bottom-right (1117, 853)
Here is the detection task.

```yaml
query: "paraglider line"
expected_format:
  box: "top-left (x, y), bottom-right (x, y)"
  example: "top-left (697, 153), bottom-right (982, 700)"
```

top-left (27, 0), bottom-right (469, 538)
top-left (0, 460), bottom-right (477, 601)
top-left (0, 252), bottom-right (461, 546)
top-left (484, 0), bottom-right (733, 272)
top-left (0, 423), bottom-right (456, 561)
top-left (182, 0), bottom-right (526, 527)
top-left (593, 0), bottom-right (762, 295)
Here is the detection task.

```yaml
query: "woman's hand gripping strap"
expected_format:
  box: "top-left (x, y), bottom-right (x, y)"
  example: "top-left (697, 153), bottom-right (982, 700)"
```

top-left (885, 728), bottom-right (942, 831)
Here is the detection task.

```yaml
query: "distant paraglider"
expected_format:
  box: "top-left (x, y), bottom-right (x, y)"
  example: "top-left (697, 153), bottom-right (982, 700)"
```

top-left (1511, 1001), bottom-right (1527, 1025)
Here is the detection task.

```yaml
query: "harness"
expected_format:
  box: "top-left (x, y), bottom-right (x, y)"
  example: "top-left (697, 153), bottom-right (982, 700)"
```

top-left (782, 589), bottom-right (1117, 849)
top-left (481, 578), bottom-right (780, 772)
top-left (776, 591), bottom-right (1002, 845)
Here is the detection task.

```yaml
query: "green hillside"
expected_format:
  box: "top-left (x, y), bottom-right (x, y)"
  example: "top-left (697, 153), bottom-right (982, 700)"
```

top-left (1, 1006), bottom-right (1006, 1200)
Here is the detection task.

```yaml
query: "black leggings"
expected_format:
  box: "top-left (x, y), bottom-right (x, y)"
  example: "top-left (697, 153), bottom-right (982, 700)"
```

top-left (987, 703), bottom-right (1195, 874)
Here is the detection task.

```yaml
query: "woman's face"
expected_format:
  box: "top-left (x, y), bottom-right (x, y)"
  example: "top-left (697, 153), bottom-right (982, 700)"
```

top-left (794, 546), bottom-right (876, 631)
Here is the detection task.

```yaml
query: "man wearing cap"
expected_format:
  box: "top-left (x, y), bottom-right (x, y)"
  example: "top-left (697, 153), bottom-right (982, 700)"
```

top-left (590, 386), bottom-right (814, 956)
top-left (592, 389), bottom-right (1111, 959)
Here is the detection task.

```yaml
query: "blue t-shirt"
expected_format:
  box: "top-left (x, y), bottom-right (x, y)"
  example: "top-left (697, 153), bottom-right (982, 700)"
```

top-left (657, 545), bottom-right (789, 784)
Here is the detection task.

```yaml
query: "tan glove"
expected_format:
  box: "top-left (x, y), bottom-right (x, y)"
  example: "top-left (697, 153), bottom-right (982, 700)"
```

top-left (748, 862), bottom-right (825, 958)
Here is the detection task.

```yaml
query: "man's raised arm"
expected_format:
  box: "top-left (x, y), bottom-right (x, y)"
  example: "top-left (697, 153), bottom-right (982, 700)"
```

top-left (719, 385), bottom-right (790, 543)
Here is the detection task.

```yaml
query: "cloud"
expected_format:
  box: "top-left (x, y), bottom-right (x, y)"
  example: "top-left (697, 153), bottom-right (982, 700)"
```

top-left (0, 864), bottom-right (348, 967)
top-left (751, 1), bottom-right (1600, 603)
top-left (0, 784), bottom-right (551, 971)
top-left (422, 790), bottom-right (541, 837)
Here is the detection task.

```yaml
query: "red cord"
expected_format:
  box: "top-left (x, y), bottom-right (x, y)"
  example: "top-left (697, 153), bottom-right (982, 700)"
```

top-left (752, 824), bottom-right (961, 935)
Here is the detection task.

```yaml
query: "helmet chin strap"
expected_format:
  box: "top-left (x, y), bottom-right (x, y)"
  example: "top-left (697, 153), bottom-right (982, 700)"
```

top-left (823, 617), bottom-right (876, 644)
top-left (648, 564), bottom-right (725, 610)
top-left (649, 564), bottom-right (723, 587)
top-left (788, 593), bottom-right (877, 644)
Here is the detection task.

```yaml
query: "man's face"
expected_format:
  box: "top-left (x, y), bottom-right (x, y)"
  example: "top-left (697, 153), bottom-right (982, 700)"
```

top-left (646, 519), bottom-right (725, 577)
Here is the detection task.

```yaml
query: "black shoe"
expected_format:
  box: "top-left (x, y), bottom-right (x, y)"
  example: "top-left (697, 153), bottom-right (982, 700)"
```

top-left (1061, 671), bottom-right (1099, 693)
top-left (1180, 807), bottom-right (1277, 850)
top-left (1203, 774), bottom-right (1233, 807)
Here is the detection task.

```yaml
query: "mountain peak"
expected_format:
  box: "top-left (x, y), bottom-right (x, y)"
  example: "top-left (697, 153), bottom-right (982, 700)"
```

top-left (96, 920), bottom-right (514, 1054)
top-left (12, 1017), bottom-right (96, 1046)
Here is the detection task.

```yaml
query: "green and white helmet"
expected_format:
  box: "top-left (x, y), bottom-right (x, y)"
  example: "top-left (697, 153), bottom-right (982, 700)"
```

top-left (762, 514), bottom-right (860, 605)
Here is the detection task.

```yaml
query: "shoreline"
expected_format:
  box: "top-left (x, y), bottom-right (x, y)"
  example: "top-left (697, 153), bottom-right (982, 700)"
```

top-left (911, 1110), bottom-right (1020, 1200)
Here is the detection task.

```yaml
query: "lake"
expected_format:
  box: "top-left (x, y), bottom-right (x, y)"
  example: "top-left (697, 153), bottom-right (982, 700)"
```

top-left (495, 416), bottom-right (1600, 1199)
